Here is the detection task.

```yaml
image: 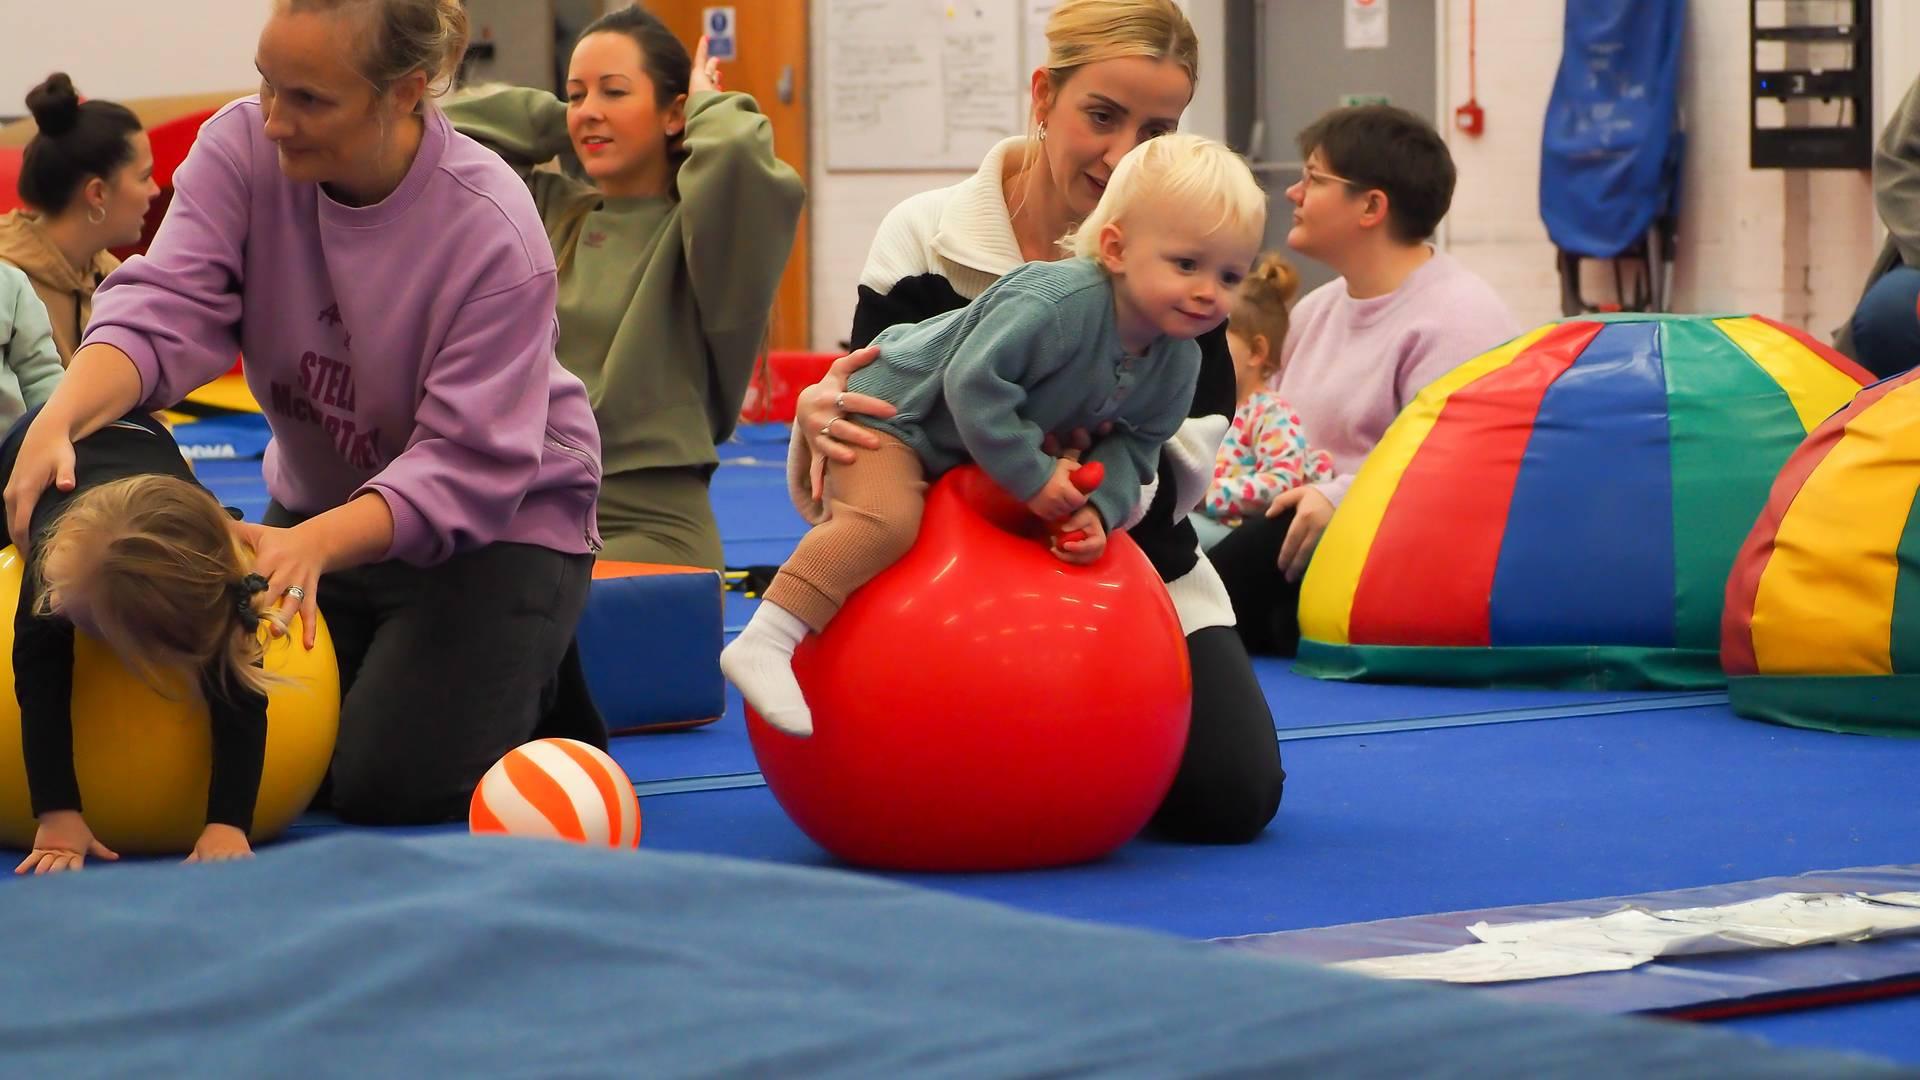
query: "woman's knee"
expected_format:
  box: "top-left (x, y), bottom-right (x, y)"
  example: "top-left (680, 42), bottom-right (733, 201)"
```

top-left (327, 749), bottom-right (473, 825)
top-left (1851, 267), bottom-right (1920, 378)
top-left (1150, 627), bottom-right (1285, 844)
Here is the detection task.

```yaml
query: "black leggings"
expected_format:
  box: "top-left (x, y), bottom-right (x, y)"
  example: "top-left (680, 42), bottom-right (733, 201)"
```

top-left (1205, 510), bottom-right (1305, 658)
top-left (268, 505), bottom-right (599, 824)
top-left (1146, 625), bottom-right (1287, 844)
top-left (1130, 512), bottom-right (1286, 844)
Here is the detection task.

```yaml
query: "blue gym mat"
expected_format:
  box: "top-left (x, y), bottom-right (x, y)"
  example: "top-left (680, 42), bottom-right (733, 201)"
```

top-left (139, 422), bottom-right (1920, 1066)
top-left (7, 833), bottom-right (1900, 1078)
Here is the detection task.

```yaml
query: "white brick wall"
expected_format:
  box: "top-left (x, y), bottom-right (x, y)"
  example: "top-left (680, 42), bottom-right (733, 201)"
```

top-left (1440, 0), bottom-right (1915, 339)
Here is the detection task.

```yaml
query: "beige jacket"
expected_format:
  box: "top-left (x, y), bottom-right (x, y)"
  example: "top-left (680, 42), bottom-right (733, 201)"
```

top-left (0, 210), bottom-right (119, 364)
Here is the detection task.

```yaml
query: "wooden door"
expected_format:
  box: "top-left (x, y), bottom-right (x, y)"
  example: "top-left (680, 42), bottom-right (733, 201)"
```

top-left (632, 0), bottom-right (810, 351)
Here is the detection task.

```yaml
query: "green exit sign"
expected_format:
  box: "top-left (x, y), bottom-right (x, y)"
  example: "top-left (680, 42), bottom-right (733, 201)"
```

top-left (1340, 93), bottom-right (1391, 107)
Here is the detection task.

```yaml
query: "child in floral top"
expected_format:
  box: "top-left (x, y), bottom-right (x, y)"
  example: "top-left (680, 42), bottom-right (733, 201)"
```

top-left (1192, 253), bottom-right (1335, 551)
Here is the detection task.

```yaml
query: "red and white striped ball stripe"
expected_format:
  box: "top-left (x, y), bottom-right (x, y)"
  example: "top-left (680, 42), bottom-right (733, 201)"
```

top-left (469, 738), bottom-right (641, 848)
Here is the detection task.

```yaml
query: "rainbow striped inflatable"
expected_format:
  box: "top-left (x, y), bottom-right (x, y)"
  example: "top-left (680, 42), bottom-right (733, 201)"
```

top-left (1724, 365), bottom-right (1920, 735)
top-left (1297, 314), bottom-right (1872, 689)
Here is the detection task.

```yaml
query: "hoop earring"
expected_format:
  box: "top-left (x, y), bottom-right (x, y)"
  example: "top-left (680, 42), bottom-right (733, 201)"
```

top-left (1037, 122), bottom-right (1047, 142)
top-left (86, 204), bottom-right (107, 225)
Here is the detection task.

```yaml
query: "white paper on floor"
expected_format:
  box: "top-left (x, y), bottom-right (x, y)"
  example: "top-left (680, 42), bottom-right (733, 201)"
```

top-left (1333, 892), bottom-right (1920, 984)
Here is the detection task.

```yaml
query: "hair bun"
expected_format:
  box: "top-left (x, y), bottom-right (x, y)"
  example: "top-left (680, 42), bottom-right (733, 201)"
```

top-left (25, 73), bottom-right (82, 138)
top-left (1249, 252), bottom-right (1301, 306)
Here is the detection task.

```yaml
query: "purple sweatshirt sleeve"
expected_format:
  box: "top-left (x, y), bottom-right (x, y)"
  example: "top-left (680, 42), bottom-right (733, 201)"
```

top-left (85, 107), bottom-right (250, 407)
top-left (355, 274), bottom-right (562, 565)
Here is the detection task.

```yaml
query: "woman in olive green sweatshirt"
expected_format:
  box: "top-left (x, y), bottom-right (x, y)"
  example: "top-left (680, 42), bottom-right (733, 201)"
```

top-left (447, 5), bottom-right (805, 569)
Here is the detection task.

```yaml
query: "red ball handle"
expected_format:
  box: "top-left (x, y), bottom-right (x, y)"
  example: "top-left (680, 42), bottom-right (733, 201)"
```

top-left (1053, 461), bottom-right (1106, 543)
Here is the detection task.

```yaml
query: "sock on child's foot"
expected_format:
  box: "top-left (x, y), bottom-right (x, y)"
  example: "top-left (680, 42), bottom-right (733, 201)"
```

top-left (720, 603), bottom-right (815, 736)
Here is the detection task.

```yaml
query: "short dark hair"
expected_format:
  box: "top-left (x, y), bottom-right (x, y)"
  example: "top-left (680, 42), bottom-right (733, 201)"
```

top-left (19, 73), bottom-right (142, 216)
top-left (1296, 105), bottom-right (1455, 243)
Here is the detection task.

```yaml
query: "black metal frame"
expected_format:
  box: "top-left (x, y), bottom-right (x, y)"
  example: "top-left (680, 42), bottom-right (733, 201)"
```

top-left (1750, 0), bottom-right (1873, 169)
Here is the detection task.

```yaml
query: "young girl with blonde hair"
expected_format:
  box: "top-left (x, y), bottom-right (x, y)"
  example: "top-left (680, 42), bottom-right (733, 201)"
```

top-left (8, 409), bottom-right (282, 872)
top-left (724, 134), bottom-right (1265, 738)
top-left (1191, 253), bottom-right (1334, 550)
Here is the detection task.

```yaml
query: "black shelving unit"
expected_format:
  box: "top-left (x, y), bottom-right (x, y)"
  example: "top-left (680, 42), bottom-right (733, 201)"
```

top-left (1750, 0), bottom-right (1872, 169)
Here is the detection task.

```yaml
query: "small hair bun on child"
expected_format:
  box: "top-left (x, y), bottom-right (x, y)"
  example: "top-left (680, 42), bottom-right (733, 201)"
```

top-left (1247, 252), bottom-right (1301, 307)
top-left (24, 73), bottom-right (82, 138)
top-left (231, 573), bottom-right (270, 633)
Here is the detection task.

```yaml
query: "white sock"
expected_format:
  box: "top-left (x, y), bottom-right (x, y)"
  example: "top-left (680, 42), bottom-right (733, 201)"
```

top-left (720, 602), bottom-right (815, 736)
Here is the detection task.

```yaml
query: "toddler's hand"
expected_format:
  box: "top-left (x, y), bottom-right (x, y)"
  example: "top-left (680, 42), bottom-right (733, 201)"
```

top-left (1025, 458), bottom-right (1089, 521)
top-left (15, 810), bottom-right (117, 874)
top-left (185, 823), bottom-right (254, 865)
top-left (1051, 507), bottom-right (1107, 564)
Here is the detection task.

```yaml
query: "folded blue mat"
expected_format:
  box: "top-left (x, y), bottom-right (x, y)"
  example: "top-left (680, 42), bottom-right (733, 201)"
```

top-left (0, 833), bottom-right (1900, 1077)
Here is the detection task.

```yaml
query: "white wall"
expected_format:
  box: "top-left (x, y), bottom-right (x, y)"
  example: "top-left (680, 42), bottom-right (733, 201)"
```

top-left (0, 1), bottom-right (262, 107)
top-left (806, 0), bottom-right (1226, 352)
top-left (1440, 0), bottom-right (1917, 337)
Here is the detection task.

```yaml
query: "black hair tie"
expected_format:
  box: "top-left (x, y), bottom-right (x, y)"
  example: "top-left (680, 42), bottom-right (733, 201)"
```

top-left (233, 573), bottom-right (269, 633)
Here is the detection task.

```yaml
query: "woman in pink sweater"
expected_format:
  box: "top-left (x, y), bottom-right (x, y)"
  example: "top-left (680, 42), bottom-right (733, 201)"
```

top-left (1208, 105), bottom-right (1519, 655)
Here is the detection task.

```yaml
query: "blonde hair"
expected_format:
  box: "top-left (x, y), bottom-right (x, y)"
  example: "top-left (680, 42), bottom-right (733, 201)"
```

top-left (1067, 133), bottom-right (1267, 259)
top-left (1015, 0), bottom-right (1200, 224)
top-left (34, 476), bottom-right (283, 699)
top-left (1228, 253), bottom-right (1301, 380)
top-left (278, 0), bottom-right (470, 98)
top-left (1041, 0), bottom-right (1199, 93)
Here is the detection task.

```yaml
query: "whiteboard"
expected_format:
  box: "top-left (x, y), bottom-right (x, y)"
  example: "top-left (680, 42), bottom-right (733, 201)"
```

top-left (824, 0), bottom-right (1029, 171)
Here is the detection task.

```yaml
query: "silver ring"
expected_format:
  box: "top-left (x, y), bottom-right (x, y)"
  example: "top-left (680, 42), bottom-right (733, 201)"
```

top-left (284, 585), bottom-right (306, 602)
top-left (820, 417), bottom-right (838, 437)
top-left (835, 392), bottom-right (847, 411)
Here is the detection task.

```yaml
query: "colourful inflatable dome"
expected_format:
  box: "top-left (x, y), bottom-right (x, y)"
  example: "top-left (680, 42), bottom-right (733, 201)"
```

top-left (1297, 314), bottom-right (1872, 689)
top-left (1724, 365), bottom-right (1920, 735)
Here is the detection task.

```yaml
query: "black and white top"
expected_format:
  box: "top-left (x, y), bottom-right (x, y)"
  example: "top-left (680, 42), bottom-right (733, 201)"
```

top-left (790, 136), bottom-right (1237, 634)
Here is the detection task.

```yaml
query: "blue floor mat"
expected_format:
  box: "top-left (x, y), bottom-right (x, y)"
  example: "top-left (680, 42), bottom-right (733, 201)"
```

top-left (288, 702), bottom-right (1920, 947)
top-left (1728, 998), bottom-right (1920, 1066)
top-left (183, 424), bottom-right (1920, 1063)
top-left (9, 833), bottom-right (1896, 1078)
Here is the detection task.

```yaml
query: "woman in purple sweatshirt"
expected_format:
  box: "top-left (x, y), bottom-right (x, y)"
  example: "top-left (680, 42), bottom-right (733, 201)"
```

top-left (2, 0), bottom-right (604, 824)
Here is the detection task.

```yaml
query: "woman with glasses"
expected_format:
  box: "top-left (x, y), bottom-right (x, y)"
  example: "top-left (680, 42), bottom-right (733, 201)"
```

top-left (1207, 105), bottom-right (1519, 656)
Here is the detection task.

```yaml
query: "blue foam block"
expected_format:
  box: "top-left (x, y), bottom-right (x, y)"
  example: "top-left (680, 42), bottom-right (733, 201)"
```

top-left (577, 565), bottom-right (724, 733)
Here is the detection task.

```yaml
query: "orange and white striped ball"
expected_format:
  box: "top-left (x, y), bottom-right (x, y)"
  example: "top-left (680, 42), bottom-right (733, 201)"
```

top-left (469, 738), bottom-right (642, 848)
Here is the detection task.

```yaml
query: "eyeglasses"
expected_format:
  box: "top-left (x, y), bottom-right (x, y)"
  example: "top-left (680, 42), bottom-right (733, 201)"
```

top-left (1298, 164), bottom-right (1361, 190)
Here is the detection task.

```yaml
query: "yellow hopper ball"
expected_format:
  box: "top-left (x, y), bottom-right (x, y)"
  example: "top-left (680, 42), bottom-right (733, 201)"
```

top-left (0, 547), bottom-right (339, 855)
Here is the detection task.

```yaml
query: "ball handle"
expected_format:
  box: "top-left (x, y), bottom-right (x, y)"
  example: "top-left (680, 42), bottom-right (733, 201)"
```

top-left (1051, 461), bottom-right (1105, 543)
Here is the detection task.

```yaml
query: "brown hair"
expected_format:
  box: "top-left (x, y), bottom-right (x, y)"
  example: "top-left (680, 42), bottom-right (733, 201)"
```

top-left (279, 0), bottom-right (471, 98)
top-left (19, 73), bottom-right (143, 216)
top-left (1296, 105), bottom-right (1456, 244)
top-left (549, 4), bottom-right (697, 273)
top-left (34, 475), bottom-right (283, 699)
top-left (1227, 253), bottom-right (1301, 381)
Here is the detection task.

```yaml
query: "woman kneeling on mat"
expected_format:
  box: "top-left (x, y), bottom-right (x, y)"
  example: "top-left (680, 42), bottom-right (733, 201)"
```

top-left (725, 135), bottom-right (1263, 737)
top-left (4, 0), bottom-right (603, 825)
top-left (9, 409), bottom-right (276, 872)
top-left (792, 0), bottom-right (1285, 844)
